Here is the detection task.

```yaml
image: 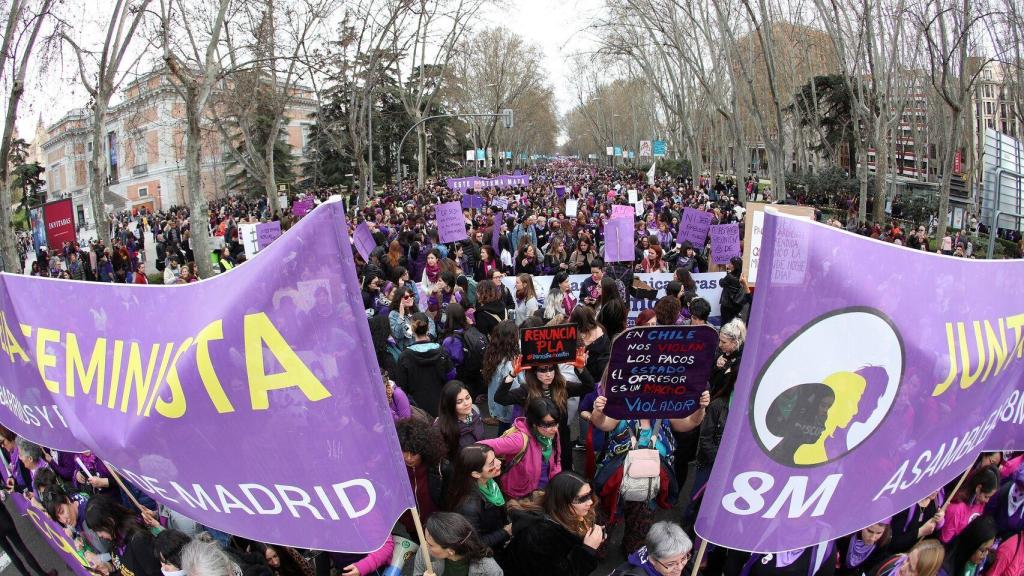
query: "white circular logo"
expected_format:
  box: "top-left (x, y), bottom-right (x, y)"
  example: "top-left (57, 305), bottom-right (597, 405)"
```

top-left (750, 308), bottom-right (904, 467)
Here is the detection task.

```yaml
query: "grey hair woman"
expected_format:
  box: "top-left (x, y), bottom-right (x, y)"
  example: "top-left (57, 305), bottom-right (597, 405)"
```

top-left (180, 538), bottom-right (237, 576)
top-left (610, 521), bottom-right (693, 575)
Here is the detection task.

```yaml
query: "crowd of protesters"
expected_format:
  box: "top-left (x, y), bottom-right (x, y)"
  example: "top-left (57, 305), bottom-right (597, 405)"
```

top-left (2, 161), bottom-right (1021, 576)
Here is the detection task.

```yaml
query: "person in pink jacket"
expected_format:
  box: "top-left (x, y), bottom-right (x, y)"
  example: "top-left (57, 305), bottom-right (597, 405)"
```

top-left (479, 397), bottom-right (562, 499)
top-left (939, 466), bottom-right (999, 543)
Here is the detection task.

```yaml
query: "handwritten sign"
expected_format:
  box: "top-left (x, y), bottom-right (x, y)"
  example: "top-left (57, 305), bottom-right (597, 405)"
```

top-left (492, 197), bottom-right (509, 210)
top-left (255, 221), bottom-right (282, 250)
top-left (566, 199), bottom-right (579, 218)
top-left (353, 222), bottom-right (376, 262)
top-left (769, 215), bottom-right (811, 286)
top-left (602, 325), bottom-right (718, 419)
top-left (742, 202), bottom-right (815, 285)
top-left (603, 216), bottom-right (634, 262)
top-left (677, 208), bottom-right (712, 247)
top-left (611, 204), bottom-right (634, 220)
top-left (627, 189), bottom-right (638, 204)
top-left (521, 323), bottom-right (578, 366)
top-left (709, 223), bottom-right (740, 265)
top-left (436, 201), bottom-right (468, 243)
top-left (292, 198), bottom-right (314, 217)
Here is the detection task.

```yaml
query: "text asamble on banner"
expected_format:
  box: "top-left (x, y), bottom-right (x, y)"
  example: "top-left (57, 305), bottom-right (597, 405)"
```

top-left (695, 210), bottom-right (1024, 553)
top-left (0, 199), bottom-right (415, 553)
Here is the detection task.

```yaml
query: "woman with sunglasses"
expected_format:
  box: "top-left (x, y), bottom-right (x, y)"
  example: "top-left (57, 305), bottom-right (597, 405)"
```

top-left (610, 521), bottom-right (693, 576)
top-left (589, 391), bottom-right (710, 555)
top-left (447, 445), bottom-right (511, 550)
top-left (494, 331), bottom-right (592, 472)
top-left (479, 398), bottom-right (563, 500)
top-left (500, 471), bottom-right (603, 576)
top-left (389, 286), bottom-right (436, 352)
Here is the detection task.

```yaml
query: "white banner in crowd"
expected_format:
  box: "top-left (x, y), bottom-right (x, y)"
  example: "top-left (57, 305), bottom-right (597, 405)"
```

top-left (499, 272), bottom-right (726, 325)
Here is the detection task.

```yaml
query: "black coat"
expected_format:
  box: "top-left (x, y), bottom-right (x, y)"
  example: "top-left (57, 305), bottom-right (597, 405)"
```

top-left (395, 344), bottom-right (453, 418)
top-left (455, 491), bottom-right (509, 550)
top-left (498, 510), bottom-right (598, 576)
top-left (475, 301), bottom-right (508, 337)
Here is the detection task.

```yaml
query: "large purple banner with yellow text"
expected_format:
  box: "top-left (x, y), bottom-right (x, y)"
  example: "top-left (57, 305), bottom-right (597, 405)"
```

top-left (0, 199), bottom-right (415, 553)
top-left (695, 210), bottom-right (1024, 552)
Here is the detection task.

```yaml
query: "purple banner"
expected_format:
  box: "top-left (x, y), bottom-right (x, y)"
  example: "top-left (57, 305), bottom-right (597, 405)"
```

top-left (461, 194), bottom-right (485, 210)
top-left (709, 223), bottom-right (741, 265)
top-left (255, 221), bottom-right (282, 250)
top-left (436, 201), bottom-right (468, 244)
top-left (292, 198), bottom-right (314, 216)
top-left (604, 217), bottom-right (634, 263)
top-left (677, 208), bottom-right (712, 247)
top-left (0, 199), bottom-right (415, 552)
top-left (353, 222), bottom-right (376, 262)
top-left (446, 175), bottom-right (530, 191)
top-left (695, 211), bottom-right (1024, 553)
top-left (602, 326), bottom-right (717, 419)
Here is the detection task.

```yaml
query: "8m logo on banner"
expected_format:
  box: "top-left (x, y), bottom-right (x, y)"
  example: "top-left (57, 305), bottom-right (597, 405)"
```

top-left (724, 308), bottom-right (905, 518)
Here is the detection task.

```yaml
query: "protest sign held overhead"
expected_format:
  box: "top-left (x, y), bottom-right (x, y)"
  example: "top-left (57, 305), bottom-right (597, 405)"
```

top-left (602, 325), bottom-right (718, 419)
top-left (677, 207), bottom-right (712, 247)
top-left (435, 200), bottom-right (468, 243)
top-left (521, 324), bottom-right (578, 366)
top-left (710, 223), bottom-right (741, 265)
top-left (353, 222), bottom-right (376, 262)
top-left (695, 210), bottom-right (1024, 553)
top-left (742, 202), bottom-right (815, 285)
top-left (0, 199), bottom-right (415, 553)
top-left (604, 216), bottom-right (635, 262)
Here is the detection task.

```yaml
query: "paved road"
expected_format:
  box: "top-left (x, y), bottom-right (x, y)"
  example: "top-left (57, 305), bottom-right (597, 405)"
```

top-left (0, 500), bottom-right (66, 576)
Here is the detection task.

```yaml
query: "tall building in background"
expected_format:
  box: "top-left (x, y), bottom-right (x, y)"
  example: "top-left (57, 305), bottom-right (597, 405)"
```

top-left (39, 68), bottom-right (316, 230)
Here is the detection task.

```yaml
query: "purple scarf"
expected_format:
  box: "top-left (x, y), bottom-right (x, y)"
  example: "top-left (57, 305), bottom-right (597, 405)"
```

top-left (846, 534), bottom-right (875, 568)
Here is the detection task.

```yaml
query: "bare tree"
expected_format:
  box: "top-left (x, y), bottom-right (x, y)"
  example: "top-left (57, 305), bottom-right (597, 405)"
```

top-left (158, 0), bottom-right (231, 279)
top-left (0, 0), bottom-right (58, 271)
top-left (64, 0), bottom-right (154, 246)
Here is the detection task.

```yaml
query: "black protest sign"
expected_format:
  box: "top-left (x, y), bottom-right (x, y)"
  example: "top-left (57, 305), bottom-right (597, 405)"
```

top-left (520, 324), bottom-right (578, 366)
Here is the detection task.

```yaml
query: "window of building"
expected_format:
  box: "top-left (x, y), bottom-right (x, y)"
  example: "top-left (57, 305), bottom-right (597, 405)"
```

top-left (987, 119), bottom-right (995, 129)
top-left (138, 186), bottom-right (148, 197)
top-left (49, 165), bottom-right (60, 191)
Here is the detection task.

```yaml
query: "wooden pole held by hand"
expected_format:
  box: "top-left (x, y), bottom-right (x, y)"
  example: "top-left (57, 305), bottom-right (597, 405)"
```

top-left (410, 506), bottom-right (436, 576)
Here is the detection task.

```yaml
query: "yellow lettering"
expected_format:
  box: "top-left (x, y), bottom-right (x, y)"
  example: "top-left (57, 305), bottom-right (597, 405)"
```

top-left (1008, 313), bottom-right (1024, 361)
top-left (958, 321), bottom-right (985, 390)
top-left (120, 343), bottom-right (160, 415)
top-left (143, 342), bottom-right (176, 417)
top-left (65, 334), bottom-right (107, 403)
top-left (155, 338), bottom-right (193, 419)
top-left (932, 323), bottom-right (958, 397)
top-left (196, 320), bottom-right (234, 413)
top-left (0, 313), bottom-right (28, 363)
top-left (244, 312), bottom-right (330, 410)
top-left (34, 328), bottom-right (60, 393)
top-left (108, 340), bottom-right (124, 409)
top-left (982, 319), bottom-right (1007, 381)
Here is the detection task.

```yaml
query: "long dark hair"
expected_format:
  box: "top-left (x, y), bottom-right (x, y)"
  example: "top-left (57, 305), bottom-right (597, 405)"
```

top-left (84, 495), bottom-right (145, 545)
top-left (446, 444), bottom-right (495, 510)
top-left (390, 285), bottom-right (415, 311)
top-left (482, 320), bottom-right (519, 383)
top-left (943, 516), bottom-right (996, 576)
top-left (437, 380), bottom-right (471, 460)
top-left (522, 363), bottom-right (568, 414)
top-left (570, 304), bottom-right (599, 334)
top-left (425, 512), bottom-right (492, 562)
top-left (541, 471), bottom-right (595, 537)
top-left (952, 466), bottom-right (999, 504)
top-left (445, 303), bottom-right (468, 338)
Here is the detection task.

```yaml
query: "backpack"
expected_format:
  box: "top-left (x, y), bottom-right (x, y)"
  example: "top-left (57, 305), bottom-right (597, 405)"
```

top-left (499, 427), bottom-right (530, 474)
top-left (456, 327), bottom-right (487, 385)
top-left (619, 420), bottom-right (663, 502)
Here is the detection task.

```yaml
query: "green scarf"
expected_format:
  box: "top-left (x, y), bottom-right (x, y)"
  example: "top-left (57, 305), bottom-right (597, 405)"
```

top-left (534, 432), bottom-right (553, 461)
top-left (478, 479), bottom-right (506, 506)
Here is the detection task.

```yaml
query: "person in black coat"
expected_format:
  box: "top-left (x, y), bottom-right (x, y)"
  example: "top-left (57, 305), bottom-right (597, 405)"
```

top-left (474, 280), bottom-right (508, 337)
top-left (447, 445), bottom-right (510, 551)
top-left (719, 256), bottom-right (749, 326)
top-left (394, 313), bottom-right (455, 417)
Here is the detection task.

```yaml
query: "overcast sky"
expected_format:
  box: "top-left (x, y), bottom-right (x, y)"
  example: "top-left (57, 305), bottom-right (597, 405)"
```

top-left (13, 0), bottom-right (604, 142)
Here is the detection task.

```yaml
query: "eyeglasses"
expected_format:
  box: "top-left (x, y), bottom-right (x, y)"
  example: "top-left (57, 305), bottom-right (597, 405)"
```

top-left (402, 294), bottom-right (414, 300)
top-left (536, 366), bottom-right (556, 373)
top-left (651, 553), bottom-right (691, 571)
top-left (537, 420), bottom-right (559, 429)
top-left (572, 491), bottom-right (595, 504)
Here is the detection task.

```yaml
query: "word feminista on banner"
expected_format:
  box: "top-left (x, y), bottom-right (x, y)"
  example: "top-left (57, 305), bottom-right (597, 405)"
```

top-left (0, 199), bottom-right (414, 553)
top-left (695, 210), bottom-right (1024, 553)
top-left (602, 325), bottom-right (717, 419)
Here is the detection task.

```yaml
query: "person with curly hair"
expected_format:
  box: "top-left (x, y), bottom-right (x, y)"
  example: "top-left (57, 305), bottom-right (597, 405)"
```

top-left (481, 320), bottom-right (523, 430)
top-left (396, 418), bottom-right (451, 532)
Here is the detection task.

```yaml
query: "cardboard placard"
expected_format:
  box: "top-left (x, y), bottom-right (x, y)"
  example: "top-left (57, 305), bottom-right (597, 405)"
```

top-left (601, 325), bottom-right (718, 419)
top-left (742, 202), bottom-right (815, 286)
top-left (520, 323), bottom-right (578, 366)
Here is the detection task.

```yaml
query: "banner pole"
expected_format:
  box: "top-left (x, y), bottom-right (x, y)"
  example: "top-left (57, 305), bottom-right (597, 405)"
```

top-left (410, 506), bottom-right (436, 576)
top-left (939, 466), bottom-right (973, 514)
top-left (690, 539), bottom-right (707, 576)
top-left (104, 463), bottom-right (151, 513)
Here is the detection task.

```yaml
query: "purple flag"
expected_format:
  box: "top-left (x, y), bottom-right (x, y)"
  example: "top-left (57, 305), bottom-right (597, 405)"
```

top-left (709, 223), bottom-right (741, 265)
top-left (0, 199), bottom-right (415, 552)
top-left (602, 325), bottom-right (718, 419)
top-left (461, 194), bottom-right (485, 210)
top-left (492, 212), bottom-right (502, 255)
top-left (255, 221), bottom-right (282, 250)
top-left (555, 185), bottom-right (566, 198)
top-left (695, 211), bottom-right (1024, 553)
top-left (353, 222), bottom-right (376, 262)
top-left (677, 208), bottom-right (712, 247)
top-left (603, 217), bottom-right (634, 262)
top-left (436, 201), bottom-right (468, 244)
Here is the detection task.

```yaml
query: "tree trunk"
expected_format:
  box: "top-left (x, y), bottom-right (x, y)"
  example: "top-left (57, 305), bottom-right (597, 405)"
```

top-left (416, 123), bottom-right (428, 188)
top-left (872, 131), bottom-right (889, 224)
top-left (935, 109), bottom-right (963, 242)
top-left (185, 105), bottom-right (214, 279)
top-left (89, 99), bottom-right (113, 247)
top-left (0, 80), bottom-right (25, 272)
top-left (264, 129), bottom-right (278, 217)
